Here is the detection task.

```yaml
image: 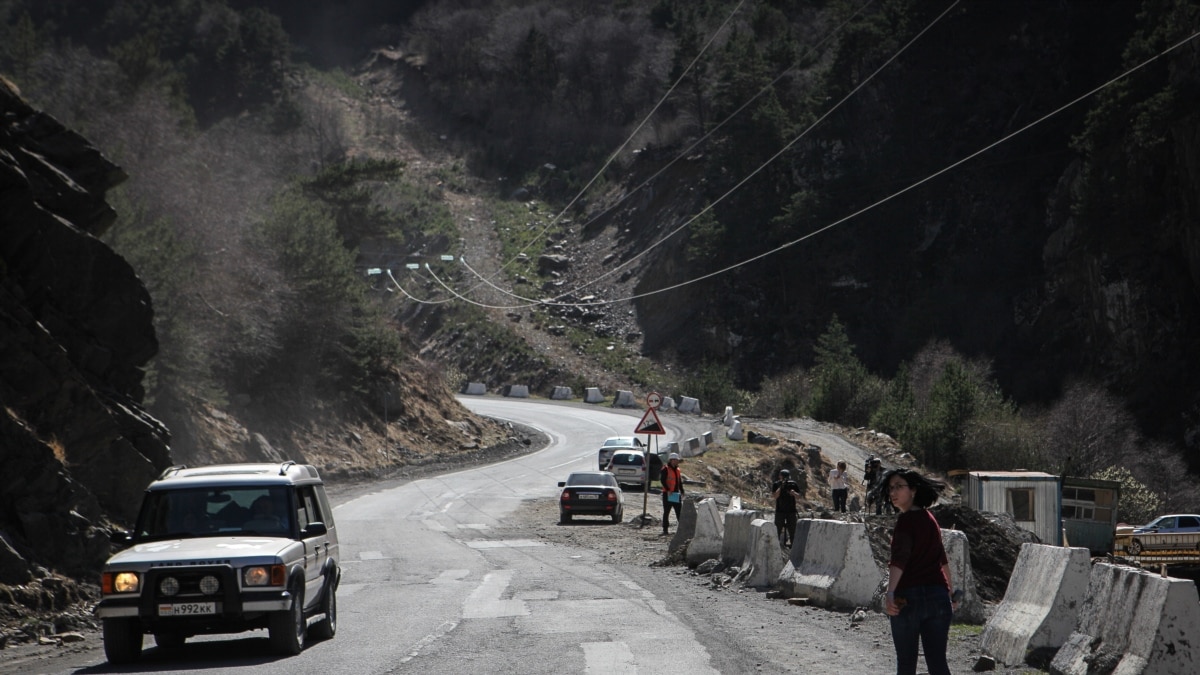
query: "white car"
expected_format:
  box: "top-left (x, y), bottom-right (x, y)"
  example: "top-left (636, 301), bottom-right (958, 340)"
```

top-left (95, 462), bottom-right (340, 663)
top-left (605, 449), bottom-right (648, 488)
top-left (597, 436), bottom-right (645, 470)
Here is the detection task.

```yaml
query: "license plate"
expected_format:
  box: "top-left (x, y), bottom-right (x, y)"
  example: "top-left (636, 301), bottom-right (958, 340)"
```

top-left (579, 494), bottom-right (599, 500)
top-left (159, 602), bottom-right (216, 616)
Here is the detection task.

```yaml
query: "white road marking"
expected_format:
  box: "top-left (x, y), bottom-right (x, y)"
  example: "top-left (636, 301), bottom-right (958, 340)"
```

top-left (463, 570), bottom-right (528, 618)
top-left (359, 551), bottom-right (385, 560)
top-left (398, 619), bottom-right (458, 664)
top-left (465, 539), bottom-right (545, 549)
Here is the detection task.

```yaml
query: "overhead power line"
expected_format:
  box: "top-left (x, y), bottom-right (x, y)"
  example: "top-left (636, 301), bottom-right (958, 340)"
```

top-left (391, 15), bottom-right (1200, 313)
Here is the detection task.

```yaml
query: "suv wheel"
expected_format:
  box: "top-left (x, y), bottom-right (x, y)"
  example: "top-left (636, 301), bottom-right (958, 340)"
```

top-left (309, 577), bottom-right (337, 641)
top-left (102, 618), bottom-right (143, 664)
top-left (269, 584), bottom-right (306, 655)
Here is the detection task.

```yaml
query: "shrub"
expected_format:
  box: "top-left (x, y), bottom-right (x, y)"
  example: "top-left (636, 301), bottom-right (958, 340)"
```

top-left (1092, 466), bottom-right (1161, 525)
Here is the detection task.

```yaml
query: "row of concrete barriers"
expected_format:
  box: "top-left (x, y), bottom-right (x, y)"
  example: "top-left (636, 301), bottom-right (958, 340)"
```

top-left (672, 496), bottom-right (983, 621)
top-left (669, 498), bottom-right (1193, 673)
top-left (461, 382), bottom-right (702, 413)
top-left (979, 543), bottom-right (1197, 673)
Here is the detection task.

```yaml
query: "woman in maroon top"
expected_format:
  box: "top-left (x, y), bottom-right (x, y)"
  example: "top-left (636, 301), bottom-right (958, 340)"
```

top-left (877, 468), bottom-right (960, 675)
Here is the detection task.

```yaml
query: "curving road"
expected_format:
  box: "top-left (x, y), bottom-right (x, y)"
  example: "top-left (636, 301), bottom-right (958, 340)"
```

top-left (5, 397), bottom-right (730, 674)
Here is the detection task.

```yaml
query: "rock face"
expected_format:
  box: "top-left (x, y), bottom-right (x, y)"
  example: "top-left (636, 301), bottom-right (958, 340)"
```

top-left (0, 77), bottom-right (170, 579)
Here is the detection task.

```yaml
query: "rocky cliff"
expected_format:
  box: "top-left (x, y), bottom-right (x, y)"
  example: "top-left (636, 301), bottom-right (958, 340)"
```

top-left (0, 77), bottom-right (170, 585)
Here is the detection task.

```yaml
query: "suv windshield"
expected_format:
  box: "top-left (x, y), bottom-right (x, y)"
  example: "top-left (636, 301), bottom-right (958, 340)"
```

top-left (135, 486), bottom-right (292, 539)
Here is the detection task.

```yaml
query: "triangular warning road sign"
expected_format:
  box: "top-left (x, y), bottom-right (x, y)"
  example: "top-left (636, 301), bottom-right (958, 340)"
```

top-left (634, 408), bottom-right (666, 435)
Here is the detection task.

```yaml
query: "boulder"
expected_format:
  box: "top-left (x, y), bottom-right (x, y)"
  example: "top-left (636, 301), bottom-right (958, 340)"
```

top-left (537, 254), bottom-right (570, 272)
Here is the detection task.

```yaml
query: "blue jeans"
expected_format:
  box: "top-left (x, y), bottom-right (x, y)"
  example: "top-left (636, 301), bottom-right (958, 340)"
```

top-left (889, 585), bottom-right (952, 675)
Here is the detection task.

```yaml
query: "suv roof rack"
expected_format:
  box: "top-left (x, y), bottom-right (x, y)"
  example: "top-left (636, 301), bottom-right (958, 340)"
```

top-left (278, 460), bottom-right (297, 476)
top-left (157, 465), bottom-right (187, 480)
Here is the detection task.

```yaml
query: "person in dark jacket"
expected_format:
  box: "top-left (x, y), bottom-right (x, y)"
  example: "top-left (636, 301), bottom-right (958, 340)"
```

top-left (771, 469), bottom-right (801, 547)
top-left (660, 453), bottom-right (684, 535)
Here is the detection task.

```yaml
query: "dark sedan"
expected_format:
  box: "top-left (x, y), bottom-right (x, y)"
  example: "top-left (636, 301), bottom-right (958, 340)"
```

top-left (558, 471), bottom-right (624, 524)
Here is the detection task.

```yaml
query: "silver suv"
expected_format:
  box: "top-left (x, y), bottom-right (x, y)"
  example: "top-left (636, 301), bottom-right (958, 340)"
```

top-left (95, 462), bottom-right (341, 663)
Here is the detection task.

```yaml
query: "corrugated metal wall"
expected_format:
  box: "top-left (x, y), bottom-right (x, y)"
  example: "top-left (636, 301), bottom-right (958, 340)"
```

top-left (967, 475), bottom-right (1061, 545)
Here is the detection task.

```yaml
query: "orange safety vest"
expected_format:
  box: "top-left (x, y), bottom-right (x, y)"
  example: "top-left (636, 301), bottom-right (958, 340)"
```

top-left (662, 465), bottom-right (682, 493)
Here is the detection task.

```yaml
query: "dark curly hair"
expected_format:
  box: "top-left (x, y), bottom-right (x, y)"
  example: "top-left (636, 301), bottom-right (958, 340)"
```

top-left (871, 468), bottom-right (945, 509)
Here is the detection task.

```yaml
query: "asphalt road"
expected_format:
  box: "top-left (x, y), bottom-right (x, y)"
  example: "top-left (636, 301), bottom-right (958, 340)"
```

top-left (3, 398), bottom-right (1036, 674)
top-left (2, 397), bottom-right (742, 675)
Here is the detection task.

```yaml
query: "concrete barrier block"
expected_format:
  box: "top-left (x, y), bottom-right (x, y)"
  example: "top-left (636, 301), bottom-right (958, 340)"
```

top-left (777, 519), bottom-right (882, 609)
top-left (462, 382), bottom-right (486, 395)
top-left (686, 437), bottom-right (701, 456)
top-left (612, 390), bottom-right (637, 408)
top-left (943, 530), bottom-right (985, 624)
top-left (549, 386), bottom-right (572, 400)
top-left (721, 509), bottom-right (763, 566)
top-left (980, 543), bottom-right (1090, 666)
top-left (668, 496), bottom-right (698, 555)
top-left (687, 498), bottom-right (726, 567)
top-left (584, 387), bottom-right (604, 403)
top-left (745, 519), bottom-right (787, 588)
top-left (660, 396), bottom-right (675, 411)
top-left (723, 406), bottom-right (734, 426)
top-left (502, 384), bottom-right (529, 398)
top-left (678, 396), bottom-right (701, 414)
top-left (727, 420), bottom-right (744, 440)
top-left (1049, 562), bottom-right (1200, 675)
top-left (728, 496), bottom-right (742, 511)
top-left (701, 431), bottom-right (713, 446)
top-left (663, 441), bottom-right (680, 457)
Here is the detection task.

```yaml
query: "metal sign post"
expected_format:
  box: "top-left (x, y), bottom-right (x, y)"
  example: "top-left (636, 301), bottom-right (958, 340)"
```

top-left (637, 393), bottom-right (664, 525)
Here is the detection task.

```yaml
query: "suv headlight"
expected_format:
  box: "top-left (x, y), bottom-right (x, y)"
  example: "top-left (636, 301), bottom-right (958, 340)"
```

top-left (102, 571), bottom-right (140, 594)
top-left (243, 565), bottom-right (286, 587)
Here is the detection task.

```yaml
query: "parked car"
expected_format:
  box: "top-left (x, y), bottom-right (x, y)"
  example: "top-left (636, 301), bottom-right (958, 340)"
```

top-left (1116, 514), bottom-right (1200, 556)
top-left (597, 436), bottom-right (645, 470)
top-left (95, 462), bottom-right (341, 664)
top-left (605, 449), bottom-right (648, 488)
top-left (558, 471), bottom-right (623, 524)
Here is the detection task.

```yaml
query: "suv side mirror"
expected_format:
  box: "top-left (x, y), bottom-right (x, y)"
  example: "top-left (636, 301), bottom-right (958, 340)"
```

top-left (304, 522), bottom-right (328, 536)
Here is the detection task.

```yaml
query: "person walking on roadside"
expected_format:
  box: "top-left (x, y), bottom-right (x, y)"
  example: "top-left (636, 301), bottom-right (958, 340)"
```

top-left (864, 456), bottom-right (879, 512)
top-left (865, 457), bottom-right (892, 515)
top-left (660, 453), bottom-right (684, 535)
top-left (829, 460), bottom-right (850, 513)
top-left (880, 468), bottom-right (960, 675)
top-left (771, 469), bottom-right (801, 547)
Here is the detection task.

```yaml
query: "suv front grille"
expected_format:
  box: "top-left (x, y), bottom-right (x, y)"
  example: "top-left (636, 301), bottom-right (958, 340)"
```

top-left (140, 565), bottom-right (241, 616)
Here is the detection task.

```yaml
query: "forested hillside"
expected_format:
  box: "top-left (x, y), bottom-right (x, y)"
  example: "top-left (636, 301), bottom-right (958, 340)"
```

top-left (3, 0), bottom-right (1199, 522)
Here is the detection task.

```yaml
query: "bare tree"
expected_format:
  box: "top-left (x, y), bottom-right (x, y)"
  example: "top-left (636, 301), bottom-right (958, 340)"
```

top-left (1037, 380), bottom-right (1140, 476)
